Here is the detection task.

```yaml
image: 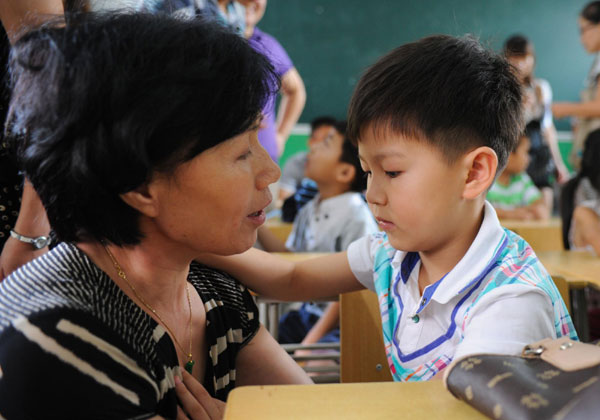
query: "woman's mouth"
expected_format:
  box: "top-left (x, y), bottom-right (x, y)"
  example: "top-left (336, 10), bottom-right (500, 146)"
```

top-left (247, 209), bottom-right (266, 225)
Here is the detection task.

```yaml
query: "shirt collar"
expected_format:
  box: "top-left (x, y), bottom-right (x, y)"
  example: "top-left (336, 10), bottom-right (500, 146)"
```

top-left (391, 201), bottom-right (506, 304)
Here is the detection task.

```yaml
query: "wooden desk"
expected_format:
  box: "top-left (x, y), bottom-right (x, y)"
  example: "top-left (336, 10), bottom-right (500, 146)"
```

top-left (264, 218), bottom-right (293, 243)
top-left (537, 250), bottom-right (600, 289)
top-left (501, 218), bottom-right (562, 252)
top-left (537, 250), bottom-right (600, 342)
top-left (224, 381), bottom-right (485, 420)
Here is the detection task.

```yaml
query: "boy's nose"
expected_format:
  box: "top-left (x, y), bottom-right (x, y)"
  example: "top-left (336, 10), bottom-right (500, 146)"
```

top-left (365, 178), bottom-right (386, 206)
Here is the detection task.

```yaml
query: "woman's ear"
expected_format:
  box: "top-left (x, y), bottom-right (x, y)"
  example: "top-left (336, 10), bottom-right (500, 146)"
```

top-left (461, 146), bottom-right (498, 200)
top-left (120, 183), bottom-right (160, 218)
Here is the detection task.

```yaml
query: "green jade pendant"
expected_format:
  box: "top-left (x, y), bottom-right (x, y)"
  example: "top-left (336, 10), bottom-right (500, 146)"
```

top-left (185, 359), bottom-right (195, 374)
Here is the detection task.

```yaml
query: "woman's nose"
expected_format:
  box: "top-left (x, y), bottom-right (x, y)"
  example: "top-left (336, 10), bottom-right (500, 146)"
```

top-left (256, 148), bottom-right (281, 190)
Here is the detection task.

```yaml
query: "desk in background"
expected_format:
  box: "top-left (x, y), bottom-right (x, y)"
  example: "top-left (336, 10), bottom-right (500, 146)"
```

top-left (224, 381), bottom-right (485, 420)
top-left (264, 218), bottom-right (293, 243)
top-left (501, 217), bottom-right (562, 252)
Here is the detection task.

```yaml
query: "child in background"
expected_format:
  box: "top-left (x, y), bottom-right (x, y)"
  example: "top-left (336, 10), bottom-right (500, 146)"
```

top-left (278, 116), bottom-right (337, 203)
top-left (487, 132), bottom-right (550, 220)
top-left (202, 35), bottom-right (577, 381)
top-left (560, 131), bottom-right (600, 255)
top-left (258, 121), bottom-right (378, 346)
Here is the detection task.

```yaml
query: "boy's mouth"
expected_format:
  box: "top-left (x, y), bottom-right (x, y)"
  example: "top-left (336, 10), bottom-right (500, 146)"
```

top-left (376, 217), bottom-right (395, 231)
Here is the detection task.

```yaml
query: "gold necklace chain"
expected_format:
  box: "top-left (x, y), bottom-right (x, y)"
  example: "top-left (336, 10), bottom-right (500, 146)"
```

top-left (103, 244), bottom-right (195, 374)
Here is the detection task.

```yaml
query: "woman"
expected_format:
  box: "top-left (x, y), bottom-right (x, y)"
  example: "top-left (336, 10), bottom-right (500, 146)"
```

top-left (503, 35), bottom-right (569, 210)
top-left (0, 12), bottom-right (310, 419)
top-left (553, 1), bottom-right (600, 170)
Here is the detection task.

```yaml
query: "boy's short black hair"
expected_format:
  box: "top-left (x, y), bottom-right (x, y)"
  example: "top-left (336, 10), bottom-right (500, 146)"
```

top-left (503, 34), bottom-right (533, 57)
top-left (347, 35), bottom-right (523, 171)
top-left (310, 116), bottom-right (337, 133)
top-left (6, 12), bottom-right (278, 245)
top-left (336, 121), bottom-right (367, 192)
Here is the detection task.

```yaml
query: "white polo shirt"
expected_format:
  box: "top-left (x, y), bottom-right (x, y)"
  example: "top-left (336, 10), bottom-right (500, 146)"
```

top-left (286, 192), bottom-right (378, 252)
top-left (347, 201), bottom-right (577, 381)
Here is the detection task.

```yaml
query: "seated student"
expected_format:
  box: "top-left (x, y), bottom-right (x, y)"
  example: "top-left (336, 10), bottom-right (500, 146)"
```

top-left (278, 116), bottom-right (337, 203)
top-left (201, 35), bottom-right (577, 382)
top-left (258, 121), bottom-right (378, 346)
top-left (487, 132), bottom-right (550, 220)
top-left (560, 131), bottom-right (600, 255)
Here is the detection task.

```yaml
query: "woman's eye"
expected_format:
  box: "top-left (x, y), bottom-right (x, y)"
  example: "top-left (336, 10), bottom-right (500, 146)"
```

top-left (237, 150), bottom-right (252, 160)
top-left (385, 171), bottom-right (401, 178)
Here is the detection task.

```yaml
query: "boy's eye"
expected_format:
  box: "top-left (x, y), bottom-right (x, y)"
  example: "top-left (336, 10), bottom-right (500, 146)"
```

top-left (385, 171), bottom-right (401, 178)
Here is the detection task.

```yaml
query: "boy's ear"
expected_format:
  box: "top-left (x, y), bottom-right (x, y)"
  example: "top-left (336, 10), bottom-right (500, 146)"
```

top-left (119, 182), bottom-right (161, 218)
top-left (335, 162), bottom-right (356, 186)
top-left (461, 146), bottom-right (498, 200)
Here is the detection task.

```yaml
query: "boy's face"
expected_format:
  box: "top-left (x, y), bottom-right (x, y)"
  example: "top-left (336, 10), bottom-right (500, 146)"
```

top-left (307, 124), bottom-right (335, 148)
top-left (505, 136), bottom-right (530, 175)
top-left (304, 128), bottom-right (343, 183)
top-left (358, 128), bottom-right (469, 253)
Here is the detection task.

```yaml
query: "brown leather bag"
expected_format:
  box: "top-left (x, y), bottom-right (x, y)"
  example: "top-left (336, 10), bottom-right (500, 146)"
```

top-left (443, 338), bottom-right (600, 420)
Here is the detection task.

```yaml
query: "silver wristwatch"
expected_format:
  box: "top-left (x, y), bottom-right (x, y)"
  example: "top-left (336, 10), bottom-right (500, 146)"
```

top-left (10, 230), bottom-right (51, 249)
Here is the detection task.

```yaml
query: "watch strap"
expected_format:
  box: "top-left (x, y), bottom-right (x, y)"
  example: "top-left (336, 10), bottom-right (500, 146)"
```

top-left (9, 230), bottom-right (51, 249)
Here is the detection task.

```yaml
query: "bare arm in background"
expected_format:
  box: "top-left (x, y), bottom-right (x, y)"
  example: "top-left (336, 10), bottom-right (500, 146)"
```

top-left (0, 1), bottom-right (62, 280)
top-left (275, 68), bottom-right (306, 157)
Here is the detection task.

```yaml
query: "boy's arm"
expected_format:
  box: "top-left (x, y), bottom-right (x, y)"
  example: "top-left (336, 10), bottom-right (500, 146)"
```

top-left (256, 225), bottom-right (289, 253)
top-left (197, 248), bottom-right (364, 301)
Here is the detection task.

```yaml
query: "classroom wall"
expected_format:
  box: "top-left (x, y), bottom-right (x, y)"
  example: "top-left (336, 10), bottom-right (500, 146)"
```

top-left (260, 0), bottom-right (591, 130)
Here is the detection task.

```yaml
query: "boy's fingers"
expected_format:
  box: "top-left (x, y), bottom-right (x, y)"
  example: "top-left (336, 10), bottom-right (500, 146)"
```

top-left (175, 375), bottom-right (211, 420)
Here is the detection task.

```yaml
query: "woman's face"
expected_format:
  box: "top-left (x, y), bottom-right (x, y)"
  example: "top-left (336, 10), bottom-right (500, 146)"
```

top-left (579, 16), bottom-right (600, 53)
top-left (507, 53), bottom-right (535, 83)
top-left (146, 126), bottom-right (280, 256)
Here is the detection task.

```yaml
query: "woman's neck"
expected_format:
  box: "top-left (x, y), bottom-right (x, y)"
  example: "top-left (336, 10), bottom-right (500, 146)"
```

top-left (78, 238), bottom-right (192, 312)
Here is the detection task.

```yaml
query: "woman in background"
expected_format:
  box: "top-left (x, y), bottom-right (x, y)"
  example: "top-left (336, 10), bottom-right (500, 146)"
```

top-left (504, 34), bottom-right (568, 210)
top-left (553, 1), bottom-right (600, 170)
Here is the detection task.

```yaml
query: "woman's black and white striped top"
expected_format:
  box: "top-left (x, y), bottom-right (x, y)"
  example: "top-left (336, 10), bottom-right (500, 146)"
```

top-left (0, 242), bottom-right (259, 419)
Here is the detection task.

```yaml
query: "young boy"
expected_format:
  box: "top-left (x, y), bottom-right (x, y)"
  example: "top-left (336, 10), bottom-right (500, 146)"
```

top-left (487, 133), bottom-right (550, 220)
top-left (278, 116), bottom-right (337, 203)
top-left (258, 121), bottom-right (378, 345)
top-left (202, 35), bottom-right (577, 381)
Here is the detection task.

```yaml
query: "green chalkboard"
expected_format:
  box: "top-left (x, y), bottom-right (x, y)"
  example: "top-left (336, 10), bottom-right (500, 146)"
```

top-left (260, 0), bottom-right (592, 130)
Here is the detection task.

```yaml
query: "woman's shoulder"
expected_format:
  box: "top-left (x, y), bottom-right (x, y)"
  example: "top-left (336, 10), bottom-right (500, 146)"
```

top-left (188, 263), bottom-right (256, 312)
top-left (0, 243), bottom-right (102, 324)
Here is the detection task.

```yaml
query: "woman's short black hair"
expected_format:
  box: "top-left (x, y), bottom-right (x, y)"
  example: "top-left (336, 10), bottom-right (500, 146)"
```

top-left (347, 35), bottom-right (523, 171)
top-left (6, 12), bottom-right (278, 245)
top-left (582, 1), bottom-right (600, 24)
